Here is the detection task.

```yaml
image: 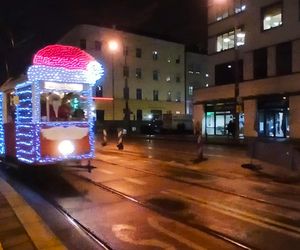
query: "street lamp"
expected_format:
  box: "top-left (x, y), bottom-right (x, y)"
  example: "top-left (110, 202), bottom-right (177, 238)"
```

top-left (108, 40), bottom-right (119, 120)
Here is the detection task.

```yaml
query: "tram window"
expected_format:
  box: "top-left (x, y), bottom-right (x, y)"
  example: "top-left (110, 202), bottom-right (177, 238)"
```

top-left (6, 93), bottom-right (16, 123)
top-left (40, 92), bottom-right (88, 122)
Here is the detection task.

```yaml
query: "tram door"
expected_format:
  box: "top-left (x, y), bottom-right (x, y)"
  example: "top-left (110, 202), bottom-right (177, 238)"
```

top-left (4, 92), bottom-right (16, 157)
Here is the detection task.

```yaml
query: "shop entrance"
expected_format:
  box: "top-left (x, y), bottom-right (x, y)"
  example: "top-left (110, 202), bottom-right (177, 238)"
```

top-left (258, 109), bottom-right (288, 138)
top-left (257, 96), bottom-right (289, 138)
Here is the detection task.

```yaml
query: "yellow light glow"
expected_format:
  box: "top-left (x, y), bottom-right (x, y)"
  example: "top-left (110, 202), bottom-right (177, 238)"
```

top-left (108, 40), bottom-right (119, 52)
top-left (58, 140), bottom-right (75, 156)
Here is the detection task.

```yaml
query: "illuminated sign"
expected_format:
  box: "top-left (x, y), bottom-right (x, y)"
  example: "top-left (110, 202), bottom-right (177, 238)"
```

top-left (44, 82), bottom-right (83, 92)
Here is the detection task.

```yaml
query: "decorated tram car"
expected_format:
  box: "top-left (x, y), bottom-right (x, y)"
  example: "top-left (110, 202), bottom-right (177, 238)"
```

top-left (0, 45), bottom-right (104, 166)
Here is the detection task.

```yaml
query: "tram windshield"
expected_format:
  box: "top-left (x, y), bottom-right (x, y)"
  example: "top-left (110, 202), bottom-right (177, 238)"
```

top-left (40, 91), bottom-right (89, 122)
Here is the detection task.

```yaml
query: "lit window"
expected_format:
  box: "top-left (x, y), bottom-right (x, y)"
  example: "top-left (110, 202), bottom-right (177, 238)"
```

top-left (167, 91), bottom-right (172, 101)
top-left (153, 51), bottom-right (159, 60)
top-left (216, 27), bottom-right (245, 52)
top-left (167, 58), bottom-right (171, 63)
top-left (205, 73), bottom-right (209, 77)
top-left (195, 71), bottom-right (200, 74)
top-left (188, 86), bottom-right (193, 95)
top-left (136, 68), bottom-right (142, 79)
top-left (188, 70), bottom-right (193, 74)
top-left (166, 76), bottom-right (171, 82)
top-left (176, 92), bottom-right (181, 102)
top-left (235, 0), bottom-right (246, 14)
top-left (262, 2), bottom-right (282, 31)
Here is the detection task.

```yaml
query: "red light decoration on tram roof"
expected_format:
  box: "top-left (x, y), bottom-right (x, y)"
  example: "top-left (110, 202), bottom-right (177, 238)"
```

top-left (33, 44), bottom-right (94, 70)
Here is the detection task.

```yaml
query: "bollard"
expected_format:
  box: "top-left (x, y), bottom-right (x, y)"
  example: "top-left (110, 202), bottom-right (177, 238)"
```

top-left (101, 129), bottom-right (108, 146)
top-left (117, 128), bottom-right (124, 150)
top-left (197, 133), bottom-right (204, 161)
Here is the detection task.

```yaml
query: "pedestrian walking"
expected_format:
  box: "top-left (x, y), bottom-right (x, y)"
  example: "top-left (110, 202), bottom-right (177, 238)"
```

top-left (101, 129), bottom-right (108, 146)
top-left (193, 120), bottom-right (205, 162)
top-left (226, 120), bottom-right (235, 137)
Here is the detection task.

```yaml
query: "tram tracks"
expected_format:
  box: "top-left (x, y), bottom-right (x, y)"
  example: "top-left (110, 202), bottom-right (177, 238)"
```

top-left (68, 171), bottom-right (254, 250)
top-left (93, 156), bottom-right (300, 213)
top-left (0, 166), bottom-right (112, 250)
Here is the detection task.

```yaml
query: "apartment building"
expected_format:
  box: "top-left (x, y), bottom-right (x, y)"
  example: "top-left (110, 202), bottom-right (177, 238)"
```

top-left (185, 52), bottom-right (208, 115)
top-left (59, 25), bottom-right (185, 122)
top-left (194, 0), bottom-right (300, 141)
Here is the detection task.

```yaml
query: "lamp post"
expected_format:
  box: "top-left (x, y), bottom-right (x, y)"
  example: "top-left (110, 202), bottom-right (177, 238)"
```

top-left (108, 40), bottom-right (118, 120)
top-left (214, 0), bottom-right (242, 139)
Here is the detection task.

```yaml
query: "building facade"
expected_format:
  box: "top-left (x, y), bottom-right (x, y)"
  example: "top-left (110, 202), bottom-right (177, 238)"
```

top-left (59, 25), bottom-right (185, 122)
top-left (185, 52), bottom-right (208, 115)
top-left (194, 0), bottom-right (300, 140)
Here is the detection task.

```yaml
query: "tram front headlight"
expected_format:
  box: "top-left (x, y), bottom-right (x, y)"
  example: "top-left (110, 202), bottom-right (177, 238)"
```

top-left (58, 140), bottom-right (75, 156)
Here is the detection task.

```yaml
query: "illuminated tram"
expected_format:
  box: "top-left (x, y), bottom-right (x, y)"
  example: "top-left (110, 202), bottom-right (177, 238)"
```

top-left (0, 45), bottom-right (104, 166)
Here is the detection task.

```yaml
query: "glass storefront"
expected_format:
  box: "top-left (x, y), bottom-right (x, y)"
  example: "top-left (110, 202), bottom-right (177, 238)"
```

top-left (257, 96), bottom-right (289, 138)
top-left (205, 102), bottom-right (244, 137)
top-left (258, 109), bottom-right (288, 138)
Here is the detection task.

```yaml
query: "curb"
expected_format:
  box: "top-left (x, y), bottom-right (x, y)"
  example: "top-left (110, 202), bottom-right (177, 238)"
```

top-left (0, 177), bottom-right (66, 250)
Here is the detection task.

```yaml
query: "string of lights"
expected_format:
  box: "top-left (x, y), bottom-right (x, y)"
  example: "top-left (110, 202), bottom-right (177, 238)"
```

top-left (11, 44), bottom-right (102, 164)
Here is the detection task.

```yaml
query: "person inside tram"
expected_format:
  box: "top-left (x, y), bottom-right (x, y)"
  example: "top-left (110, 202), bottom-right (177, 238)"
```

top-left (58, 95), bottom-right (72, 121)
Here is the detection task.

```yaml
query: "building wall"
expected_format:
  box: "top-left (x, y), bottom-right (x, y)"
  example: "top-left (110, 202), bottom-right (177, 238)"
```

top-left (194, 0), bottom-right (300, 140)
top-left (185, 52), bottom-right (208, 114)
top-left (59, 25), bottom-right (185, 121)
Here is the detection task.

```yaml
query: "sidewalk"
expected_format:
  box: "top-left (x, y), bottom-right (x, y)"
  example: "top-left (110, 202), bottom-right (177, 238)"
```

top-left (0, 177), bottom-right (66, 250)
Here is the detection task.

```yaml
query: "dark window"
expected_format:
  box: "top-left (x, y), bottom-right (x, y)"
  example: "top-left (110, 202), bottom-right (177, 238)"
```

top-left (153, 90), bottom-right (159, 101)
top-left (95, 41), bottom-right (102, 51)
top-left (136, 48), bottom-right (142, 58)
top-left (215, 60), bottom-right (243, 85)
top-left (123, 66), bottom-right (129, 77)
top-left (96, 110), bottom-right (104, 121)
top-left (137, 109), bottom-right (143, 120)
top-left (276, 42), bottom-right (292, 76)
top-left (136, 89), bottom-right (142, 100)
top-left (153, 70), bottom-right (159, 81)
top-left (176, 56), bottom-right (181, 64)
top-left (253, 48), bottom-right (267, 79)
top-left (136, 68), bottom-right (142, 79)
top-left (123, 46), bottom-right (128, 56)
top-left (80, 39), bottom-right (86, 49)
top-left (123, 87), bottom-right (129, 99)
top-left (262, 2), bottom-right (283, 31)
top-left (176, 75), bottom-right (181, 83)
top-left (153, 51), bottom-right (159, 60)
top-left (95, 86), bottom-right (103, 97)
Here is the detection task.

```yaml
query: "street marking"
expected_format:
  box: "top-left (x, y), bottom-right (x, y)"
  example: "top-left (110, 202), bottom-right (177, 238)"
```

top-left (148, 217), bottom-right (207, 250)
top-left (165, 189), bottom-right (300, 238)
top-left (112, 224), bottom-right (176, 250)
top-left (123, 177), bottom-right (146, 185)
top-left (98, 169), bottom-right (114, 175)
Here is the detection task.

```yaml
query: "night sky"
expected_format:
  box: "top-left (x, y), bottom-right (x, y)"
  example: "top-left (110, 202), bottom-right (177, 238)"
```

top-left (0, 0), bottom-right (207, 83)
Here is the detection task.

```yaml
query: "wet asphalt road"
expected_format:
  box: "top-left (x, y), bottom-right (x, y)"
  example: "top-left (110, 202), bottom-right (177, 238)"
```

top-left (2, 136), bottom-right (300, 250)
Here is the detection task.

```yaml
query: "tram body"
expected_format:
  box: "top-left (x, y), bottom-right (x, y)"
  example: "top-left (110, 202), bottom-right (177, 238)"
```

top-left (0, 45), bottom-right (104, 165)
